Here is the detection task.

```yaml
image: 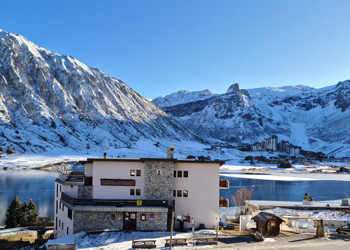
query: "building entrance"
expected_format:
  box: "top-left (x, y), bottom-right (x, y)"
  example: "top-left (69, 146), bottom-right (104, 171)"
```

top-left (123, 212), bottom-right (137, 230)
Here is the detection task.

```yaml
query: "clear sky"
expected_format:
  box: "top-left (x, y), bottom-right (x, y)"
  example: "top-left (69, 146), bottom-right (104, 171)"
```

top-left (1, 0), bottom-right (350, 98)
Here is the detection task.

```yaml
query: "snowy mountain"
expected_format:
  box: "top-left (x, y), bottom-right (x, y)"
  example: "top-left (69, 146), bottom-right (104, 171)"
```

top-left (0, 29), bottom-right (200, 154)
top-left (153, 82), bottom-right (350, 156)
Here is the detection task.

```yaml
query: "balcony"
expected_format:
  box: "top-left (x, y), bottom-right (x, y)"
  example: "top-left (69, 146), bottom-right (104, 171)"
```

top-left (219, 179), bottom-right (229, 189)
top-left (219, 197), bottom-right (229, 208)
top-left (61, 192), bottom-right (168, 207)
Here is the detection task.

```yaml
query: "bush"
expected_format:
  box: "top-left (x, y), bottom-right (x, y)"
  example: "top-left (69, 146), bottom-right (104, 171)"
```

top-left (278, 161), bottom-right (292, 168)
top-left (6, 145), bottom-right (14, 154)
top-left (231, 187), bottom-right (254, 215)
top-left (244, 155), bottom-right (253, 161)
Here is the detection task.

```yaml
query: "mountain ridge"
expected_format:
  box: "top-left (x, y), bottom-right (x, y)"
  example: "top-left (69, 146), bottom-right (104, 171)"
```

top-left (153, 82), bottom-right (350, 156)
top-left (0, 29), bottom-right (200, 154)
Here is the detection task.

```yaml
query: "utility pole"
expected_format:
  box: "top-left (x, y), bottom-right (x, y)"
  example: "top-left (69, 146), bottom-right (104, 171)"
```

top-left (169, 210), bottom-right (175, 250)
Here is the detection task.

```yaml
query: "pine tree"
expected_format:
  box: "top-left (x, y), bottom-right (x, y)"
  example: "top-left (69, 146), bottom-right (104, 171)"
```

top-left (5, 196), bottom-right (22, 228)
top-left (27, 199), bottom-right (39, 225)
top-left (19, 201), bottom-right (29, 226)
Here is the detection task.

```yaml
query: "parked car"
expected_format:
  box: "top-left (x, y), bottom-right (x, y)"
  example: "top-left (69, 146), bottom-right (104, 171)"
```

top-left (219, 221), bottom-right (233, 230)
top-left (336, 223), bottom-right (350, 233)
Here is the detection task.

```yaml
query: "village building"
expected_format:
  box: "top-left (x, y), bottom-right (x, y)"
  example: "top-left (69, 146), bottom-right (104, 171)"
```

top-left (54, 147), bottom-right (225, 238)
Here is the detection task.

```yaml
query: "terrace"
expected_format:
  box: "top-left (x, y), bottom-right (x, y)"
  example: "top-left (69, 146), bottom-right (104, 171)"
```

top-left (61, 192), bottom-right (168, 208)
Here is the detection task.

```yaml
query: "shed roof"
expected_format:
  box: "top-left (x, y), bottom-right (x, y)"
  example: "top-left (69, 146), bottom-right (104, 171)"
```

top-left (252, 212), bottom-right (285, 223)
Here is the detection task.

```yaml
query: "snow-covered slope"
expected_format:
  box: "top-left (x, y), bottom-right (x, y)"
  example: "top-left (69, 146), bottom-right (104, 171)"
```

top-left (0, 29), bottom-right (200, 154)
top-left (153, 82), bottom-right (350, 156)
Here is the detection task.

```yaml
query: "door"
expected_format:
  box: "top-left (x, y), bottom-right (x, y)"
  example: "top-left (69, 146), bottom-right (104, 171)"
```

top-left (123, 212), bottom-right (137, 230)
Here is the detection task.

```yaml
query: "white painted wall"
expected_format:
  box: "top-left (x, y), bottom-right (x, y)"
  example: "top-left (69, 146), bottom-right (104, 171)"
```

top-left (54, 183), bottom-right (75, 238)
top-left (63, 184), bottom-right (78, 198)
top-left (85, 163), bottom-right (93, 177)
top-left (92, 161), bottom-right (145, 199)
top-left (173, 162), bottom-right (220, 230)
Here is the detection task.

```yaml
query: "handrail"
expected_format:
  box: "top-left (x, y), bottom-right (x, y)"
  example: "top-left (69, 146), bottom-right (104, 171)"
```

top-left (61, 192), bottom-right (168, 207)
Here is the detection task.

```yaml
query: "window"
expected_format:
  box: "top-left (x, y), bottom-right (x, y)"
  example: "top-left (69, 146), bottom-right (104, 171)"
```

top-left (130, 189), bottom-right (135, 195)
top-left (173, 190), bottom-right (176, 197)
top-left (60, 185), bottom-right (61, 192)
top-left (177, 190), bottom-right (182, 197)
top-left (67, 227), bottom-right (69, 234)
top-left (56, 218), bottom-right (57, 230)
top-left (56, 184), bottom-right (58, 197)
top-left (59, 220), bottom-right (61, 227)
top-left (177, 171), bottom-right (182, 177)
top-left (56, 200), bottom-right (58, 214)
top-left (61, 203), bottom-right (64, 211)
top-left (184, 171), bottom-right (188, 178)
top-left (174, 171), bottom-right (176, 177)
top-left (62, 222), bottom-right (64, 230)
top-left (68, 208), bottom-right (72, 220)
top-left (136, 189), bottom-right (141, 196)
top-left (136, 170), bottom-right (141, 176)
top-left (130, 169), bottom-right (136, 176)
top-left (183, 190), bottom-right (188, 197)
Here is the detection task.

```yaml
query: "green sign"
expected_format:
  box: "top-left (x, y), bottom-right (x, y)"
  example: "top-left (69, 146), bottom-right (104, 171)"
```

top-left (137, 200), bottom-right (142, 206)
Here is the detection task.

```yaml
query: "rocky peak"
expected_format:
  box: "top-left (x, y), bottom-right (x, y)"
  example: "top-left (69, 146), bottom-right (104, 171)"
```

top-left (227, 83), bottom-right (240, 94)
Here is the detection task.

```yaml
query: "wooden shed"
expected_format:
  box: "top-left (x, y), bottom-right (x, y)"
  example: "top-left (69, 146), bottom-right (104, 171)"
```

top-left (252, 212), bottom-right (284, 236)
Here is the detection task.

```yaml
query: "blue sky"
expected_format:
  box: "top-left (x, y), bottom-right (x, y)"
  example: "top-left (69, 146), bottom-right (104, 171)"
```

top-left (1, 0), bottom-right (350, 98)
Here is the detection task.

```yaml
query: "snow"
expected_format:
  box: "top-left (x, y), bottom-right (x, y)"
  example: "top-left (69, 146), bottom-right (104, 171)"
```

top-left (262, 207), bottom-right (350, 222)
top-left (0, 227), bottom-right (36, 236)
top-left (220, 173), bottom-right (314, 181)
top-left (45, 230), bottom-right (219, 249)
top-left (220, 170), bottom-right (350, 182)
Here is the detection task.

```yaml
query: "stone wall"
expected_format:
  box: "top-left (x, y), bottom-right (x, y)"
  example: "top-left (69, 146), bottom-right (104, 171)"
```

top-left (144, 160), bottom-right (174, 206)
top-left (137, 212), bottom-right (168, 231)
top-left (78, 185), bottom-right (93, 199)
top-left (73, 211), bottom-right (168, 233)
top-left (73, 211), bottom-right (123, 233)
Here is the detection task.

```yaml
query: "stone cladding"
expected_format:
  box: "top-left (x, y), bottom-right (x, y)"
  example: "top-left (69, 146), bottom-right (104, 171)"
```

top-left (78, 185), bottom-right (93, 199)
top-left (137, 212), bottom-right (168, 231)
top-left (144, 160), bottom-right (174, 206)
top-left (73, 211), bottom-right (123, 233)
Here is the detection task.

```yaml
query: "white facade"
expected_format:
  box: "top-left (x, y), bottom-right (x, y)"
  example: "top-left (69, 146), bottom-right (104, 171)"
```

top-left (54, 155), bottom-right (224, 237)
top-left (173, 162), bottom-right (220, 229)
top-left (54, 182), bottom-right (76, 238)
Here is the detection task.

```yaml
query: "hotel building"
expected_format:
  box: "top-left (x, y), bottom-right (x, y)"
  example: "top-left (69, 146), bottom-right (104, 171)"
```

top-left (54, 148), bottom-right (226, 237)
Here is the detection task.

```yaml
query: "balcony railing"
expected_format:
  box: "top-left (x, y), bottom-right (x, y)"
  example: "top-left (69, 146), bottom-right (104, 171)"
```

top-left (219, 197), bottom-right (229, 208)
top-left (219, 179), bottom-right (229, 189)
top-left (61, 192), bottom-right (168, 207)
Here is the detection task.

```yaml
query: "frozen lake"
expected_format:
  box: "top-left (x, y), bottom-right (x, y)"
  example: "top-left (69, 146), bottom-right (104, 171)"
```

top-left (220, 172), bottom-right (350, 206)
top-left (0, 169), bottom-right (59, 225)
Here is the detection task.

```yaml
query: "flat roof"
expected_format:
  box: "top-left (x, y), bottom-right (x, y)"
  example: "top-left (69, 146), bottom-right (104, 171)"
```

top-left (80, 157), bottom-right (225, 165)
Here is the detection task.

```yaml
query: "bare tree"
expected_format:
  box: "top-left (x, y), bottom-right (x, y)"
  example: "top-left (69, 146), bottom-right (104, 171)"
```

top-left (231, 187), bottom-right (254, 215)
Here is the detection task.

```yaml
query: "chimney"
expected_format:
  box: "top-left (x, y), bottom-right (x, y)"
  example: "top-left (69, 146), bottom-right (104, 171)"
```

top-left (167, 145), bottom-right (175, 159)
top-left (104, 152), bottom-right (107, 159)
